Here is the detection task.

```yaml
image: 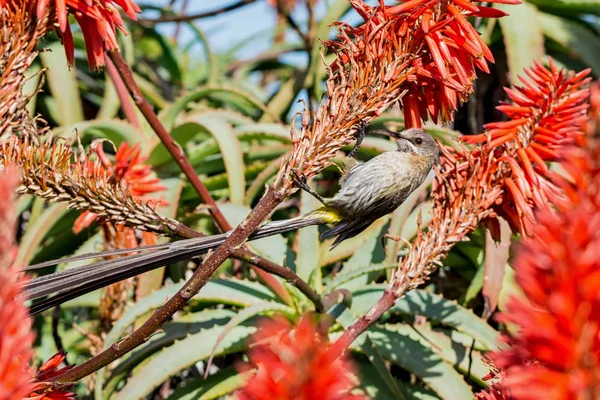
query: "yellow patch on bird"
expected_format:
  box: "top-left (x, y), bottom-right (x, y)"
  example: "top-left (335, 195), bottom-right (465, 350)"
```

top-left (308, 206), bottom-right (344, 224)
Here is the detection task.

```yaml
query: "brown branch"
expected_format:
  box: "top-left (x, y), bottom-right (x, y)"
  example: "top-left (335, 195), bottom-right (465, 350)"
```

top-left (175, 222), bottom-right (323, 312)
top-left (331, 289), bottom-right (398, 357)
top-left (106, 51), bottom-right (300, 307)
top-left (54, 187), bottom-right (285, 384)
top-left (105, 55), bottom-right (142, 131)
top-left (137, 0), bottom-right (257, 25)
top-left (173, 0), bottom-right (190, 42)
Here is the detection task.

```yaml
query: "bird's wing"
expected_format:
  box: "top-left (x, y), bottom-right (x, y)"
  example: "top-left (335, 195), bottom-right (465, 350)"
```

top-left (320, 188), bottom-right (406, 248)
top-left (331, 152), bottom-right (408, 213)
top-left (339, 158), bottom-right (363, 186)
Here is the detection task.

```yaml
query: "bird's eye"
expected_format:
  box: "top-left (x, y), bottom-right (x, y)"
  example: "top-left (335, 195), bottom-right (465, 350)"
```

top-left (414, 138), bottom-right (423, 145)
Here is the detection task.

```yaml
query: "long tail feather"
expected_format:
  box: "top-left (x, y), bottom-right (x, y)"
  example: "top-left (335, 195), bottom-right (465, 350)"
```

top-left (22, 212), bottom-right (333, 315)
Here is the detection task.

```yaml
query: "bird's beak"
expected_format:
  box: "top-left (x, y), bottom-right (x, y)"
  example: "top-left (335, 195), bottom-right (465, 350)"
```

top-left (368, 128), bottom-right (405, 140)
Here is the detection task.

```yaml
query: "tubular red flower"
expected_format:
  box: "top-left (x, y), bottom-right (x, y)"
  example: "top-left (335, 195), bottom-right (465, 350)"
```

top-left (236, 315), bottom-right (367, 400)
top-left (26, 351), bottom-right (76, 400)
top-left (36, 0), bottom-right (141, 69)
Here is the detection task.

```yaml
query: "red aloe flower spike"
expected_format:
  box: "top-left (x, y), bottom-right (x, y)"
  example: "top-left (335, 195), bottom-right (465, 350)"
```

top-left (472, 6), bottom-right (509, 17)
top-left (481, 129), bottom-right (600, 399)
top-left (283, 0), bottom-right (519, 183)
top-left (236, 315), bottom-right (367, 400)
top-left (452, 0), bottom-right (480, 13)
top-left (0, 169), bottom-right (35, 400)
top-left (462, 59), bottom-right (590, 235)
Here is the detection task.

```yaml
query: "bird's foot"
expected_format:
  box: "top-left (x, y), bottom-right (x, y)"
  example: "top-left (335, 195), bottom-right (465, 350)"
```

top-left (347, 120), bottom-right (368, 159)
top-left (291, 169), bottom-right (327, 205)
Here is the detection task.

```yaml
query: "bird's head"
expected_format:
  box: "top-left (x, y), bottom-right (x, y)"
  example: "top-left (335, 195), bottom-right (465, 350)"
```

top-left (391, 128), bottom-right (440, 162)
top-left (366, 127), bottom-right (440, 162)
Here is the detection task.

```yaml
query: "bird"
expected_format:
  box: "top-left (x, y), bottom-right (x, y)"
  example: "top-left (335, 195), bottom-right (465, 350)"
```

top-left (21, 127), bottom-right (440, 315)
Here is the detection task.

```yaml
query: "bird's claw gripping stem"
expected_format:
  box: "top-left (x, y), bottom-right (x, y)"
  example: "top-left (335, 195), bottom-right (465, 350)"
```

top-left (347, 120), bottom-right (368, 159)
top-left (291, 169), bottom-right (327, 205)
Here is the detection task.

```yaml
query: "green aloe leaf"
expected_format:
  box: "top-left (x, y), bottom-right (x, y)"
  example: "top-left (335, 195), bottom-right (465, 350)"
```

top-left (95, 279), bottom-right (276, 398)
top-left (184, 114), bottom-right (246, 204)
top-left (528, 0), bottom-right (600, 15)
top-left (319, 217), bottom-right (389, 267)
top-left (16, 203), bottom-right (69, 266)
top-left (352, 327), bottom-right (474, 400)
top-left (498, 3), bottom-right (545, 84)
top-left (39, 42), bottom-right (84, 125)
top-left (53, 119), bottom-right (151, 152)
top-left (325, 264), bottom-right (395, 293)
top-left (112, 323), bottom-right (254, 399)
top-left (351, 285), bottom-right (500, 350)
top-left (169, 367), bottom-right (250, 400)
top-left (161, 87), bottom-right (280, 131)
top-left (540, 12), bottom-right (600, 74)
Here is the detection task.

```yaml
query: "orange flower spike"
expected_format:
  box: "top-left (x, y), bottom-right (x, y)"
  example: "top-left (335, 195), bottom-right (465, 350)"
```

top-left (524, 146), bottom-right (549, 174)
top-left (495, 105), bottom-right (532, 117)
top-left (447, 4), bottom-right (491, 61)
top-left (485, 118), bottom-right (530, 130)
top-left (504, 177), bottom-right (534, 220)
top-left (27, 351), bottom-right (75, 400)
top-left (530, 142), bottom-right (560, 161)
top-left (444, 85), bottom-right (458, 112)
top-left (504, 87), bottom-right (537, 107)
top-left (38, 0), bottom-right (141, 69)
top-left (236, 315), bottom-right (366, 400)
top-left (484, 144), bottom-right (600, 398)
top-left (403, 92), bottom-right (422, 128)
top-left (486, 132), bottom-right (517, 150)
top-left (72, 141), bottom-right (166, 232)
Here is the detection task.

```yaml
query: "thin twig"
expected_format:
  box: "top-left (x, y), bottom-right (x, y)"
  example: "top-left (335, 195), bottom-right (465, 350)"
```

top-left (137, 0), bottom-right (257, 25)
top-left (173, 0), bottom-right (190, 42)
top-left (51, 307), bottom-right (67, 362)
